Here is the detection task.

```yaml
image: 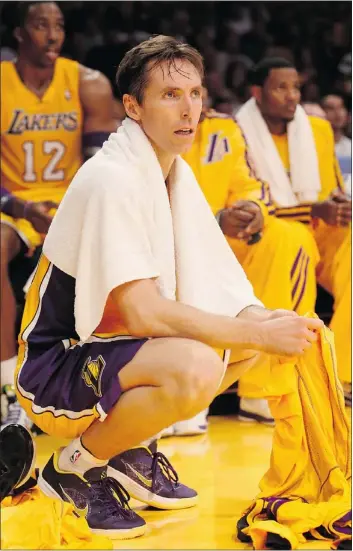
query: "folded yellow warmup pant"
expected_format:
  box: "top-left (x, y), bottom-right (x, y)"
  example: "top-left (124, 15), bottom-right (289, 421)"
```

top-left (1, 487), bottom-right (113, 549)
top-left (237, 314), bottom-right (351, 550)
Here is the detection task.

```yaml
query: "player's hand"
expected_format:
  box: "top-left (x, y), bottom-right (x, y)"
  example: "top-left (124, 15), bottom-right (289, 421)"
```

top-left (258, 315), bottom-right (324, 356)
top-left (24, 201), bottom-right (58, 234)
top-left (312, 199), bottom-right (351, 226)
top-left (220, 201), bottom-right (264, 239)
top-left (331, 188), bottom-right (351, 203)
top-left (266, 309), bottom-right (299, 321)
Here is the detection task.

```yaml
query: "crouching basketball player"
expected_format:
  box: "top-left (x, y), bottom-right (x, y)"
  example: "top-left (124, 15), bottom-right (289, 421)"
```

top-left (15, 36), bottom-right (323, 539)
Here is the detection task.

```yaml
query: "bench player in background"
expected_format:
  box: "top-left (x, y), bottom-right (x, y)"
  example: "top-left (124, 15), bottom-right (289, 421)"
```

top-left (236, 58), bottom-right (351, 407)
top-left (1, 1), bottom-right (116, 428)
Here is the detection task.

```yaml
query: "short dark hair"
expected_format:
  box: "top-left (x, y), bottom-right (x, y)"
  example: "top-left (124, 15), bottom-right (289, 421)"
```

top-left (16, 1), bottom-right (59, 27)
top-left (116, 35), bottom-right (204, 104)
top-left (249, 57), bottom-right (295, 87)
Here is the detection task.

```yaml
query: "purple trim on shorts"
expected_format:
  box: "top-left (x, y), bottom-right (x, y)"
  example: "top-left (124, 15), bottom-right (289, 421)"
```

top-left (333, 525), bottom-right (352, 536)
top-left (332, 511), bottom-right (352, 536)
top-left (23, 262), bottom-right (79, 346)
top-left (339, 512), bottom-right (352, 524)
top-left (266, 497), bottom-right (291, 519)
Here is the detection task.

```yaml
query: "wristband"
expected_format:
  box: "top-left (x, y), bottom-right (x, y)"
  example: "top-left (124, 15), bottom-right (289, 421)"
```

top-left (23, 201), bottom-right (33, 220)
top-left (0, 194), bottom-right (12, 210)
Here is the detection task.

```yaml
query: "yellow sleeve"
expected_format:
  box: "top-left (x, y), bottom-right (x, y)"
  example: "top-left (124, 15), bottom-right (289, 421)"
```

top-left (226, 124), bottom-right (276, 226)
top-left (310, 116), bottom-right (344, 200)
top-left (274, 204), bottom-right (312, 224)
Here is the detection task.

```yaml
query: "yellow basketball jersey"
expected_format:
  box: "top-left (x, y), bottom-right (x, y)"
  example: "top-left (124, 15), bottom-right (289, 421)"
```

top-left (183, 110), bottom-right (272, 215)
top-left (1, 58), bottom-right (83, 203)
top-left (271, 117), bottom-right (344, 202)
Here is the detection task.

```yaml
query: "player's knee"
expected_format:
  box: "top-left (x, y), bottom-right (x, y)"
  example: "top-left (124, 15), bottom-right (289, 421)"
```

top-left (169, 343), bottom-right (225, 419)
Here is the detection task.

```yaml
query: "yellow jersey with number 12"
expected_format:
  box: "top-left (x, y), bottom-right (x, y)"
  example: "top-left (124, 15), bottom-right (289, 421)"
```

top-left (1, 58), bottom-right (83, 203)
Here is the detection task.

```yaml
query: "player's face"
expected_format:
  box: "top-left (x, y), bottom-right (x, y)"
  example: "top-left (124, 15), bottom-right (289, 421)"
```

top-left (135, 59), bottom-right (203, 155)
top-left (21, 2), bottom-right (65, 68)
top-left (323, 96), bottom-right (348, 130)
top-left (259, 68), bottom-right (301, 121)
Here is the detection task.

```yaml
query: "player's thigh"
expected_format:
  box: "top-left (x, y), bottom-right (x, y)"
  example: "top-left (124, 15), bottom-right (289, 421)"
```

top-left (0, 223), bottom-right (22, 265)
top-left (119, 337), bottom-right (225, 395)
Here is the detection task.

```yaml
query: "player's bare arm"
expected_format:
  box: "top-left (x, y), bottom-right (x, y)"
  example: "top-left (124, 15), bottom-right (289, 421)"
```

top-left (112, 278), bottom-right (323, 356)
top-left (1, 194), bottom-right (58, 234)
top-left (79, 66), bottom-right (117, 158)
top-left (236, 305), bottom-right (299, 322)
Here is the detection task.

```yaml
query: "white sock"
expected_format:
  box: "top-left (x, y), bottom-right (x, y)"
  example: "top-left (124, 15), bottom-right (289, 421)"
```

top-left (1, 356), bottom-right (18, 387)
top-left (58, 438), bottom-right (107, 475)
top-left (139, 433), bottom-right (162, 448)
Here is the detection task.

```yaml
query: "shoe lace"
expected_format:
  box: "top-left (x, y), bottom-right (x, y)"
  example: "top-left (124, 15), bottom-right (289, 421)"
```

top-left (90, 477), bottom-right (134, 518)
top-left (151, 452), bottom-right (179, 492)
top-left (5, 401), bottom-right (25, 425)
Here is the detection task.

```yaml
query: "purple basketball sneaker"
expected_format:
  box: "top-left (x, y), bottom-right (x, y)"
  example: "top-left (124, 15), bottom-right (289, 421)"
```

top-left (38, 451), bottom-right (146, 539)
top-left (107, 441), bottom-right (198, 510)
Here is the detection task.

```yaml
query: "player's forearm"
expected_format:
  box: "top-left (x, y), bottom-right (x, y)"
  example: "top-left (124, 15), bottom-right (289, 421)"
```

top-left (237, 305), bottom-right (272, 321)
top-left (0, 190), bottom-right (26, 219)
top-left (133, 297), bottom-right (264, 351)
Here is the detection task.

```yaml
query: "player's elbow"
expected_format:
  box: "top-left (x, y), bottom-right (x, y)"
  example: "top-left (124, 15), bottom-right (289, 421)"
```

top-left (124, 309), bottom-right (162, 338)
top-left (113, 278), bottom-right (167, 338)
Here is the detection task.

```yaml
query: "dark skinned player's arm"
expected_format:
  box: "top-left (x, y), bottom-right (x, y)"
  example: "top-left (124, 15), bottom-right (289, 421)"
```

top-left (79, 66), bottom-right (117, 160)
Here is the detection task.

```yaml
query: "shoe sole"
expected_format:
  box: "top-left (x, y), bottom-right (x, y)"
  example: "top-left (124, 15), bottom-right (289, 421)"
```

top-left (173, 427), bottom-right (208, 436)
top-left (38, 472), bottom-right (146, 539)
top-left (15, 427), bottom-right (37, 489)
top-left (91, 525), bottom-right (146, 540)
top-left (107, 466), bottom-right (198, 510)
top-left (237, 411), bottom-right (275, 426)
top-left (0, 424), bottom-right (36, 501)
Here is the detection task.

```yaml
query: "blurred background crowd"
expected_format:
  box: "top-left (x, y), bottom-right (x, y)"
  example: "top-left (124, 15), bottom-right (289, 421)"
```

top-left (1, 1), bottom-right (352, 138)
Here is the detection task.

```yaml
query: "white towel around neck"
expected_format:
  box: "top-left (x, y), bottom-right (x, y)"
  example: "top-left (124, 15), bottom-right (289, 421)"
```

top-left (236, 98), bottom-right (321, 207)
top-left (43, 118), bottom-right (261, 342)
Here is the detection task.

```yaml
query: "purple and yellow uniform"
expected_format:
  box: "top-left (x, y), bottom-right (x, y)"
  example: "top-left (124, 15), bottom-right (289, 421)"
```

top-left (15, 255), bottom-right (146, 438)
top-left (1, 58), bottom-right (83, 249)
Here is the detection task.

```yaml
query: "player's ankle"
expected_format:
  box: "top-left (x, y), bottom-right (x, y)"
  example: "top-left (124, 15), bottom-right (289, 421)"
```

top-left (58, 437), bottom-right (108, 475)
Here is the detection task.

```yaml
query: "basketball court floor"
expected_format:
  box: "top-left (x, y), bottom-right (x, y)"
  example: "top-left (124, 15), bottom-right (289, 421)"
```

top-left (35, 416), bottom-right (334, 550)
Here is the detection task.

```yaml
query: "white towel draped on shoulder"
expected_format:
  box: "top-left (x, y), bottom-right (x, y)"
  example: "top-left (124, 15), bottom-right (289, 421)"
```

top-left (43, 118), bottom-right (261, 342)
top-left (236, 98), bottom-right (321, 207)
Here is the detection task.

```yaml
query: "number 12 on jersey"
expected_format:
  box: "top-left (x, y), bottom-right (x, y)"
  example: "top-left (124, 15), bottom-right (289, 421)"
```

top-left (23, 140), bottom-right (66, 182)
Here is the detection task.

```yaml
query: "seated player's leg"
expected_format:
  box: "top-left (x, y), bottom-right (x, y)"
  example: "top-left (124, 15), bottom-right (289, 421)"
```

top-left (16, 336), bottom-right (225, 534)
top-left (1, 223), bottom-right (22, 364)
top-left (315, 223), bottom-right (351, 394)
top-left (1, 218), bottom-right (41, 429)
top-left (229, 217), bottom-right (319, 422)
top-left (229, 217), bottom-right (319, 314)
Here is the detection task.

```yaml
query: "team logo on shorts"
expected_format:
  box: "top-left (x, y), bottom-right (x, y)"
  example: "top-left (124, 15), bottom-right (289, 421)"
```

top-left (81, 355), bottom-right (106, 398)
